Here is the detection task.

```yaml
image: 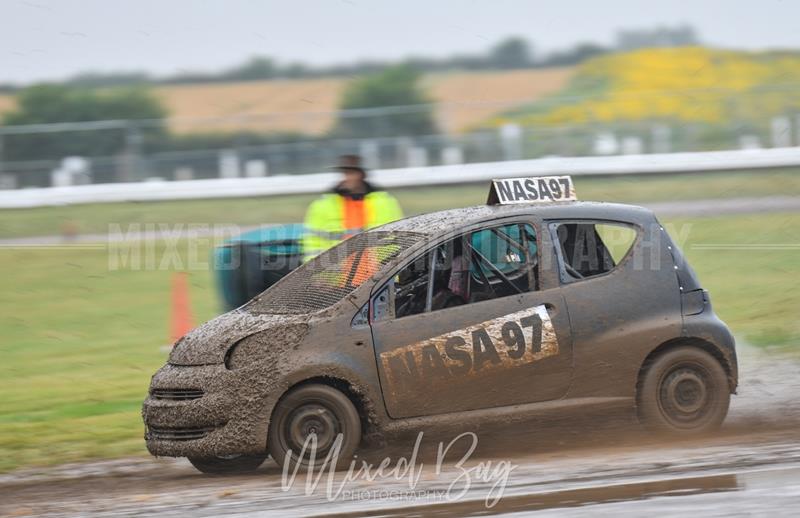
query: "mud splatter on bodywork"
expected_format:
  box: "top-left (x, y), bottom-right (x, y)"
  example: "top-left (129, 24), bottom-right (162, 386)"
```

top-left (168, 309), bottom-right (309, 365)
top-left (143, 309), bottom-right (319, 458)
top-left (141, 201), bottom-right (738, 463)
top-left (379, 305), bottom-right (559, 392)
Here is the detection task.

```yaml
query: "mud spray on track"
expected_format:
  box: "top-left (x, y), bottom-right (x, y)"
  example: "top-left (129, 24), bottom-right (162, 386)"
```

top-left (2, 343), bottom-right (799, 517)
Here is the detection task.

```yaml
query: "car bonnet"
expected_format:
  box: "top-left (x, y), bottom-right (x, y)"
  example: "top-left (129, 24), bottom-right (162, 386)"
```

top-left (168, 309), bottom-right (309, 366)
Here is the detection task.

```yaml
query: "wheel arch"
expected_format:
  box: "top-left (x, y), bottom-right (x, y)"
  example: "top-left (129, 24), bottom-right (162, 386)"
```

top-left (636, 337), bottom-right (736, 396)
top-left (269, 371), bottom-right (380, 448)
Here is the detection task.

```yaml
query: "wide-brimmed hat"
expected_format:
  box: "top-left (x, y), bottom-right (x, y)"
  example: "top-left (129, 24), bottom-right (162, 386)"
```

top-left (333, 154), bottom-right (367, 175)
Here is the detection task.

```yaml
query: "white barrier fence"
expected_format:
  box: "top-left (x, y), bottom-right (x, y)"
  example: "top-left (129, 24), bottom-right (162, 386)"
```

top-left (2, 147), bottom-right (800, 209)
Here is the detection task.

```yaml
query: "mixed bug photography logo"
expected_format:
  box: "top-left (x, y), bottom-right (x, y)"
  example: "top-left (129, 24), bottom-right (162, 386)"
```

top-left (106, 223), bottom-right (244, 271)
top-left (101, 221), bottom-right (696, 272)
top-left (280, 431), bottom-right (516, 508)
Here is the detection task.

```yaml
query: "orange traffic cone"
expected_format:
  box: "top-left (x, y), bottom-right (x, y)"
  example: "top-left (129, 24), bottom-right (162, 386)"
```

top-left (169, 271), bottom-right (195, 345)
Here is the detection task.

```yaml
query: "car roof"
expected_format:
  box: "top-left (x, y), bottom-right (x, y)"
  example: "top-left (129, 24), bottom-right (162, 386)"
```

top-left (379, 201), bottom-right (657, 236)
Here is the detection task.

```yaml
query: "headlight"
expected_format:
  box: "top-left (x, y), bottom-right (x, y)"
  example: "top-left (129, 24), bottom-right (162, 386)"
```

top-left (225, 336), bottom-right (261, 370)
top-left (167, 336), bottom-right (187, 363)
top-left (224, 324), bottom-right (308, 370)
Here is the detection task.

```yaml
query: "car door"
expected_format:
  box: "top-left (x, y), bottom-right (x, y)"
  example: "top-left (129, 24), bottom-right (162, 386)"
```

top-left (369, 220), bottom-right (574, 419)
top-left (547, 218), bottom-right (683, 396)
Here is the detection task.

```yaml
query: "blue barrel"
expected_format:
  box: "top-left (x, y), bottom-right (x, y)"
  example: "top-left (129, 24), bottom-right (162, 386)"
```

top-left (212, 223), bottom-right (305, 311)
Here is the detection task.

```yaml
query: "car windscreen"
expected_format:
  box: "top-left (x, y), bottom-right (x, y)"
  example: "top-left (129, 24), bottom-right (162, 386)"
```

top-left (245, 230), bottom-right (425, 315)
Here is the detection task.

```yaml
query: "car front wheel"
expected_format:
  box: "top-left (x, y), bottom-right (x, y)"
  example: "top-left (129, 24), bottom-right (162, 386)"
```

top-left (638, 346), bottom-right (730, 434)
top-left (268, 384), bottom-right (361, 471)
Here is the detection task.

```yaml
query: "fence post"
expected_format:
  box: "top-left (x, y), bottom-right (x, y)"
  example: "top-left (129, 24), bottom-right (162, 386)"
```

top-left (119, 124), bottom-right (144, 182)
top-left (359, 140), bottom-right (380, 170)
top-left (219, 150), bottom-right (241, 179)
top-left (500, 123), bottom-right (522, 161)
top-left (796, 114), bottom-right (800, 147)
top-left (771, 116), bottom-right (792, 148)
top-left (395, 137), bottom-right (412, 168)
top-left (651, 124), bottom-right (672, 154)
top-left (441, 146), bottom-right (464, 165)
top-left (0, 134), bottom-right (15, 189)
top-left (244, 160), bottom-right (268, 177)
top-left (0, 134), bottom-right (4, 187)
top-left (407, 146), bottom-right (429, 167)
top-left (174, 167), bottom-right (194, 181)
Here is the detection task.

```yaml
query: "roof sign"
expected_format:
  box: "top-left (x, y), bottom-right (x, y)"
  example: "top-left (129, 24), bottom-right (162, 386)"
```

top-left (487, 176), bottom-right (577, 205)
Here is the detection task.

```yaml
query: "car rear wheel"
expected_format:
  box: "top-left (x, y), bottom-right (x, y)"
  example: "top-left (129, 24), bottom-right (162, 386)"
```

top-left (188, 454), bottom-right (267, 475)
top-left (638, 346), bottom-right (730, 434)
top-left (268, 384), bottom-right (361, 471)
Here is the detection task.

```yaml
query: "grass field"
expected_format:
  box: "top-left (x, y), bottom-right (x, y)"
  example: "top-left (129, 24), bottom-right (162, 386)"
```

top-left (2, 169), bottom-right (800, 239)
top-left (1, 207), bottom-right (799, 473)
top-left (0, 242), bottom-right (219, 473)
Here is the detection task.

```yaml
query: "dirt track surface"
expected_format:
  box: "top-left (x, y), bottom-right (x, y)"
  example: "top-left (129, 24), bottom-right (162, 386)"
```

top-left (2, 345), bottom-right (800, 517)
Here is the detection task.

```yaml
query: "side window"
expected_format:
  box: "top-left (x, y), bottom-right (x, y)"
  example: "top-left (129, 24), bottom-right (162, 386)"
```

top-left (393, 251), bottom-right (432, 319)
top-left (376, 223), bottom-right (539, 321)
top-left (551, 221), bottom-right (637, 282)
top-left (595, 224), bottom-right (638, 264)
top-left (466, 223), bottom-right (538, 301)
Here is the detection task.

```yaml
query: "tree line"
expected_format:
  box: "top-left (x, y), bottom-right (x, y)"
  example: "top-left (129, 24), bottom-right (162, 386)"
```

top-left (0, 26), bottom-right (699, 91)
top-left (1, 65), bottom-right (437, 162)
top-left (0, 25), bottom-right (700, 163)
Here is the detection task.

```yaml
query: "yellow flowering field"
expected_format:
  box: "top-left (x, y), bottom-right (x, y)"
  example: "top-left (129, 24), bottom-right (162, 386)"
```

top-left (493, 47), bottom-right (800, 126)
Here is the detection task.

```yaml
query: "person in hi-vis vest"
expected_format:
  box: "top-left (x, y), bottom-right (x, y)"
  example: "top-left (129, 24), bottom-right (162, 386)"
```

top-left (302, 155), bottom-right (403, 260)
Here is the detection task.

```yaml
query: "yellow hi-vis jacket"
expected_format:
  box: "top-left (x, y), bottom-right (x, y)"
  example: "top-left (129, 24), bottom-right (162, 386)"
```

top-left (302, 190), bottom-right (403, 260)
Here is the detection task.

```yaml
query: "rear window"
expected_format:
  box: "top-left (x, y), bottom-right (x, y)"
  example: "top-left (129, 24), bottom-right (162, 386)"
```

top-left (246, 231), bottom-right (424, 314)
top-left (550, 221), bottom-right (638, 282)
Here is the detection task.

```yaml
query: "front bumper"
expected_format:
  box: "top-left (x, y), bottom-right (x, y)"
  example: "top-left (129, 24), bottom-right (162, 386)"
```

top-left (142, 363), bottom-right (274, 458)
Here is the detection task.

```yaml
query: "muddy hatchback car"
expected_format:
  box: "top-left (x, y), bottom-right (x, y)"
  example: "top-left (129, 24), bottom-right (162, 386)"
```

top-left (143, 176), bottom-right (737, 474)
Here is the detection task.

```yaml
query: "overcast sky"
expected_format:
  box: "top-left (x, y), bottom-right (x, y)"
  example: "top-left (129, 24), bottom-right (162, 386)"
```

top-left (2, 0), bottom-right (799, 84)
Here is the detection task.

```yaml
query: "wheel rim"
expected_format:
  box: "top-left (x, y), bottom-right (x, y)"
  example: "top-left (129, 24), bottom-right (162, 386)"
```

top-left (284, 403), bottom-right (340, 459)
top-left (658, 363), bottom-right (714, 428)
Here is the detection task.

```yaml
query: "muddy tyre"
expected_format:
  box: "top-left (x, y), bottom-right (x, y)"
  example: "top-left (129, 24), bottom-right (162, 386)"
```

top-left (188, 454), bottom-right (267, 475)
top-left (638, 346), bottom-right (730, 434)
top-left (268, 384), bottom-right (361, 470)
